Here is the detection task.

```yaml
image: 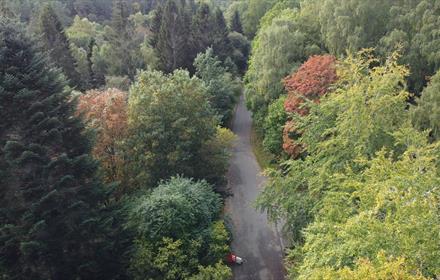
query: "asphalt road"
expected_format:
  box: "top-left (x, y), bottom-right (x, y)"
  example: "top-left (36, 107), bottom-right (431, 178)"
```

top-left (225, 95), bottom-right (285, 280)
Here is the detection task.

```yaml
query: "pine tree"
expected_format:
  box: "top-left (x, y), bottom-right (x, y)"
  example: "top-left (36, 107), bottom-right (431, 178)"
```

top-left (212, 8), bottom-right (232, 62)
top-left (191, 3), bottom-right (213, 55)
top-left (38, 5), bottom-right (81, 88)
top-left (111, 0), bottom-right (129, 35)
top-left (0, 19), bottom-right (125, 280)
top-left (156, 0), bottom-right (191, 73)
top-left (150, 4), bottom-right (163, 48)
top-left (86, 38), bottom-right (103, 88)
top-left (108, 0), bottom-right (135, 78)
top-left (230, 10), bottom-right (243, 34)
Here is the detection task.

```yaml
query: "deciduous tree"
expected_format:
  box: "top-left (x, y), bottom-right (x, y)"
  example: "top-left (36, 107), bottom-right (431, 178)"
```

top-left (411, 70), bottom-right (440, 141)
top-left (127, 69), bottom-right (218, 187)
top-left (77, 88), bottom-right (129, 191)
top-left (282, 55), bottom-right (337, 156)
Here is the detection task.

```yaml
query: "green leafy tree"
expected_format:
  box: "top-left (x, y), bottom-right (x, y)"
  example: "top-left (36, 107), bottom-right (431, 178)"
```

top-left (296, 142), bottom-right (440, 278)
top-left (258, 52), bottom-right (411, 244)
top-left (308, 252), bottom-right (430, 280)
top-left (38, 4), bottom-right (81, 88)
top-left (127, 69), bottom-right (218, 188)
top-left (129, 177), bottom-right (221, 242)
top-left (384, 0), bottom-right (440, 92)
top-left (315, 0), bottom-right (440, 93)
top-left (128, 177), bottom-right (230, 280)
top-left (130, 237), bottom-right (202, 280)
top-left (318, 0), bottom-right (391, 56)
top-left (228, 31), bottom-right (250, 75)
top-left (263, 96), bottom-right (287, 155)
top-left (188, 262), bottom-right (232, 280)
top-left (194, 48), bottom-right (241, 124)
top-left (198, 127), bottom-right (236, 190)
top-left (242, 0), bottom-right (276, 38)
top-left (205, 221), bottom-right (230, 264)
top-left (245, 7), bottom-right (322, 131)
top-left (0, 19), bottom-right (124, 280)
top-left (411, 70), bottom-right (440, 141)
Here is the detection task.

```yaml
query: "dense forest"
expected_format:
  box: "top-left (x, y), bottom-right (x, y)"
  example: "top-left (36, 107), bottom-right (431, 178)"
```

top-left (0, 0), bottom-right (439, 279)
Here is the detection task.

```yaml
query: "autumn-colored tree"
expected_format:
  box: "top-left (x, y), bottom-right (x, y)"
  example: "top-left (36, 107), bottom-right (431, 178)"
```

top-left (284, 54), bottom-right (337, 113)
top-left (77, 88), bottom-right (128, 190)
top-left (283, 55), bottom-right (337, 157)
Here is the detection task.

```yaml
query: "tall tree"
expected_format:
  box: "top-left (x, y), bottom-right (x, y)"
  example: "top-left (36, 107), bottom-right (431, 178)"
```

top-left (107, 0), bottom-right (135, 78)
top-left (211, 8), bottom-right (232, 62)
top-left (243, 0), bottom-right (276, 38)
top-left (0, 19), bottom-right (123, 280)
top-left (150, 4), bottom-right (163, 49)
top-left (230, 10), bottom-right (243, 34)
top-left (77, 88), bottom-right (129, 192)
top-left (245, 7), bottom-right (322, 131)
top-left (194, 48), bottom-right (241, 125)
top-left (156, 0), bottom-right (192, 73)
top-left (128, 177), bottom-right (230, 280)
top-left (127, 69), bottom-right (218, 187)
top-left (191, 3), bottom-right (214, 56)
top-left (38, 4), bottom-right (81, 88)
top-left (111, 0), bottom-right (129, 35)
top-left (411, 70), bottom-right (440, 141)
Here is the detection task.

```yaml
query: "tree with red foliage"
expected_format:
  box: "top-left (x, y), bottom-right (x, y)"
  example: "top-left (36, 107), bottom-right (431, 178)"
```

top-left (283, 55), bottom-right (337, 157)
top-left (77, 88), bottom-right (128, 189)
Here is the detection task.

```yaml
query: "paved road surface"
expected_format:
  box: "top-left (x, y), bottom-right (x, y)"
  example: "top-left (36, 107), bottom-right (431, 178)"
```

top-left (225, 95), bottom-right (285, 280)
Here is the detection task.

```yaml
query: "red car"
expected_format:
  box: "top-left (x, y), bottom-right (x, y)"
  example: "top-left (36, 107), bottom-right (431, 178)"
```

top-left (226, 253), bottom-right (244, 265)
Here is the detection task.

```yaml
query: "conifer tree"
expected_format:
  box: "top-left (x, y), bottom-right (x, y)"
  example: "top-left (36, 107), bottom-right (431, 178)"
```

top-left (150, 4), bottom-right (163, 48)
top-left (230, 10), bottom-right (243, 34)
top-left (111, 0), bottom-right (129, 35)
top-left (38, 5), bottom-right (81, 88)
top-left (212, 8), bottom-right (232, 62)
top-left (0, 19), bottom-right (124, 280)
top-left (86, 38), bottom-right (101, 88)
top-left (156, 0), bottom-right (191, 73)
top-left (191, 3), bottom-right (213, 55)
top-left (108, 0), bottom-right (135, 78)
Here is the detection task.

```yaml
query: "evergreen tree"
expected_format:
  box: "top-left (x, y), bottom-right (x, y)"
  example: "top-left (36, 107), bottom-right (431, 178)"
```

top-left (86, 38), bottom-right (100, 88)
top-left (191, 3), bottom-right (213, 56)
top-left (150, 4), bottom-right (163, 48)
top-left (111, 0), bottom-right (129, 35)
top-left (212, 8), bottom-right (232, 62)
top-left (0, 19), bottom-right (125, 280)
top-left (230, 10), bottom-right (243, 34)
top-left (156, 0), bottom-right (191, 73)
top-left (38, 5), bottom-right (81, 88)
top-left (107, 0), bottom-right (135, 78)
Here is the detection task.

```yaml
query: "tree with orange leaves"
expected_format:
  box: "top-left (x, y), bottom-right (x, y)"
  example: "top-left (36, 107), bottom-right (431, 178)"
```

top-left (283, 55), bottom-right (337, 157)
top-left (77, 88), bottom-right (128, 189)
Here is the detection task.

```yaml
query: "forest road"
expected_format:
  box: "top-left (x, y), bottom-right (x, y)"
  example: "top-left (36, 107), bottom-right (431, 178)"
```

top-left (225, 95), bottom-right (285, 280)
